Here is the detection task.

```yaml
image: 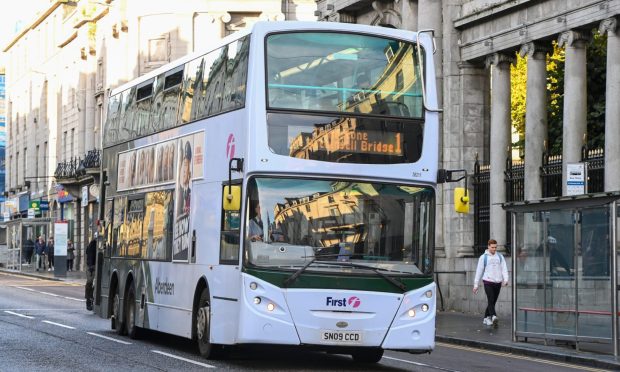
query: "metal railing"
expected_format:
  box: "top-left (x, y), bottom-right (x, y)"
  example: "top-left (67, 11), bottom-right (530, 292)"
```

top-left (54, 149), bottom-right (101, 179)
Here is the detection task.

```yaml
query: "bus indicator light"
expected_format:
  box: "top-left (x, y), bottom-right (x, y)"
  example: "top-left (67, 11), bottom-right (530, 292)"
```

top-left (254, 297), bottom-right (261, 305)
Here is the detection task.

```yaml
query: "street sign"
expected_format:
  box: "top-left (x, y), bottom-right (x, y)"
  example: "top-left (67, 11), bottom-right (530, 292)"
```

top-left (566, 163), bottom-right (586, 196)
top-left (82, 186), bottom-right (89, 207)
top-left (3, 212), bottom-right (9, 222)
top-left (30, 200), bottom-right (40, 213)
top-left (40, 200), bottom-right (50, 211)
top-left (27, 208), bottom-right (35, 218)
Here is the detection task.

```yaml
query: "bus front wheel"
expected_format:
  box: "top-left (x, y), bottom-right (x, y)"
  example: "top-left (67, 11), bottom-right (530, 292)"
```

top-left (351, 348), bottom-right (384, 363)
top-left (196, 289), bottom-right (216, 358)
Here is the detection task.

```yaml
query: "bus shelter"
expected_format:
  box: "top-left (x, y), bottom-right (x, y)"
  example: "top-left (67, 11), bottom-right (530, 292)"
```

top-left (3, 218), bottom-right (53, 271)
top-left (504, 192), bottom-right (620, 356)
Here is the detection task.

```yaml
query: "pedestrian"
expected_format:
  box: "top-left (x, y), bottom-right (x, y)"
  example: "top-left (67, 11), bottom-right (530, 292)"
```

top-left (473, 239), bottom-right (509, 327)
top-left (85, 235), bottom-right (97, 311)
top-left (47, 237), bottom-right (55, 272)
top-left (34, 236), bottom-right (46, 271)
top-left (67, 239), bottom-right (75, 271)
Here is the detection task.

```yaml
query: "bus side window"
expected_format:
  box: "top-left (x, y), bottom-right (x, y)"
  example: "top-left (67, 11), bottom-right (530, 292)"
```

top-left (220, 184), bottom-right (241, 264)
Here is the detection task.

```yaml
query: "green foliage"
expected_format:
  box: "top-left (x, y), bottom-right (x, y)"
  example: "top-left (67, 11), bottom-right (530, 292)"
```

top-left (511, 32), bottom-right (608, 156)
top-left (510, 53), bottom-right (527, 150)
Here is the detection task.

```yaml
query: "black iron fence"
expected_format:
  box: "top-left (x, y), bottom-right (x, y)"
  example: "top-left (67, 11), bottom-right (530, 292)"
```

top-left (472, 160), bottom-right (490, 256)
top-left (473, 148), bottom-right (604, 257)
top-left (54, 150), bottom-right (101, 179)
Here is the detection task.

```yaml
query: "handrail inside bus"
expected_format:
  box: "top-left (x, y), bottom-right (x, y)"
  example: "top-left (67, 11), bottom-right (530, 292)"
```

top-left (416, 29), bottom-right (442, 113)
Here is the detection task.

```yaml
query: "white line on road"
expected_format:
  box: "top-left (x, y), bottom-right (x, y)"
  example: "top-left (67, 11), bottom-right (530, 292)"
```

top-left (151, 350), bottom-right (215, 368)
top-left (4, 310), bottom-right (35, 319)
top-left (0, 309), bottom-right (78, 311)
top-left (63, 296), bottom-right (86, 302)
top-left (383, 356), bottom-right (464, 372)
top-left (15, 286), bottom-right (36, 292)
top-left (87, 332), bottom-right (132, 345)
top-left (38, 291), bottom-right (60, 297)
top-left (42, 320), bottom-right (76, 329)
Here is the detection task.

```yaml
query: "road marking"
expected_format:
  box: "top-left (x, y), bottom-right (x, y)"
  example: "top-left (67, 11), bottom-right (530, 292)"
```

top-left (15, 286), bottom-right (85, 302)
top-left (87, 332), bottom-right (132, 345)
top-left (4, 310), bottom-right (35, 319)
top-left (42, 320), bottom-right (76, 329)
top-left (15, 286), bottom-right (36, 292)
top-left (63, 296), bottom-right (86, 302)
top-left (38, 291), bottom-right (60, 297)
top-left (151, 350), bottom-right (215, 368)
top-left (383, 356), bottom-right (463, 372)
top-left (436, 342), bottom-right (607, 372)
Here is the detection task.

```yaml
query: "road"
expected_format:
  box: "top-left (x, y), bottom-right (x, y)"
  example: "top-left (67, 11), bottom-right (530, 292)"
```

top-left (0, 272), bottom-right (608, 372)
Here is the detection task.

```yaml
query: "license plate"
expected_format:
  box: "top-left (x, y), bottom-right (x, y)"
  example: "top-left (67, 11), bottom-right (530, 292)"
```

top-left (321, 330), bottom-right (362, 344)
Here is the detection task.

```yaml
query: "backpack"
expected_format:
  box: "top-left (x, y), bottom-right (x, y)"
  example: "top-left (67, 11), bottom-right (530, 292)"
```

top-left (483, 252), bottom-right (504, 269)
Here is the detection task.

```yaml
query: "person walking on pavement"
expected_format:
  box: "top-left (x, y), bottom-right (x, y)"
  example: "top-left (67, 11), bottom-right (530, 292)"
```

top-left (47, 237), bottom-right (55, 272)
top-left (34, 236), bottom-right (46, 271)
top-left (85, 235), bottom-right (97, 311)
top-left (67, 239), bottom-right (75, 271)
top-left (473, 239), bottom-right (509, 327)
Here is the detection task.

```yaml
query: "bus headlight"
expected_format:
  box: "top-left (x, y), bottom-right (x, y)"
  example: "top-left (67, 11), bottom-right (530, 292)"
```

top-left (249, 282), bottom-right (258, 290)
top-left (421, 304), bottom-right (429, 312)
top-left (253, 297), bottom-right (261, 305)
top-left (267, 303), bottom-right (276, 312)
top-left (407, 309), bottom-right (416, 318)
top-left (425, 290), bottom-right (433, 298)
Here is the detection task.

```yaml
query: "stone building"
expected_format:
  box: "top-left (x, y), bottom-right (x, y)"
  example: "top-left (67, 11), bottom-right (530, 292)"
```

top-left (2, 0), bottom-right (317, 271)
top-left (316, 0), bottom-right (619, 316)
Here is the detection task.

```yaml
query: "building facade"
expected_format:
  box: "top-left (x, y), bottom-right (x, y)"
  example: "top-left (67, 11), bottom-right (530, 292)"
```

top-left (316, 0), bottom-right (619, 315)
top-left (2, 0), bottom-right (317, 270)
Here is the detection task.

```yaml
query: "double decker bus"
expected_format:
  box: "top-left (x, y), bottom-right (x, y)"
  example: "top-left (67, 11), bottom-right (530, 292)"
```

top-left (94, 21), bottom-right (447, 363)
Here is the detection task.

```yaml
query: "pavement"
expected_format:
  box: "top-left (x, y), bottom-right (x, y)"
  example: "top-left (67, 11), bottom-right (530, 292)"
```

top-left (2, 267), bottom-right (619, 370)
top-left (436, 311), bottom-right (620, 370)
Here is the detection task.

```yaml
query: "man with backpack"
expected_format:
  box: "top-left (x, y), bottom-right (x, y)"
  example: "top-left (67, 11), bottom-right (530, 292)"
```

top-left (473, 239), bottom-right (509, 327)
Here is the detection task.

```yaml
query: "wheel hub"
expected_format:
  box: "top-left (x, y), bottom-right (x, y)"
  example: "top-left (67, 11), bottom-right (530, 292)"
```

top-left (196, 306), bottom-right (209, 340)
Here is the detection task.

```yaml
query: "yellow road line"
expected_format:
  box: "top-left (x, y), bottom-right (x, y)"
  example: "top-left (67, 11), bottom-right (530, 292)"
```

top-left (437, 342), bottom-right (611, 372)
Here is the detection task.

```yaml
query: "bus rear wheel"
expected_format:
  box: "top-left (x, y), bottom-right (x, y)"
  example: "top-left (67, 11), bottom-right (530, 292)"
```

top-left (126, 284), bottom-right (141, 339)
top-left (195, 289), bottom-right (217, 358)
top-left (351, 348), bottom-right (384, 363)
top-left (112, 286), bottom-right (126, 335)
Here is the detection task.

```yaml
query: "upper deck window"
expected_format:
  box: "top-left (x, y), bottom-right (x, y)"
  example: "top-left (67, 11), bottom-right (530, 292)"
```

top-left (266, 32), bottom-right (424, 118)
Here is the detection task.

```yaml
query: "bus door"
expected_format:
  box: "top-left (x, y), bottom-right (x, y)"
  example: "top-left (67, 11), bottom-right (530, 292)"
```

top-left (95, 197), bottom-right (114, 315)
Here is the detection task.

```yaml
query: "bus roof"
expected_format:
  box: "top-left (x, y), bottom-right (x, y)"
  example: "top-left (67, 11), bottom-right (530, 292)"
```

top-left (109, 21), bottom-right (421, 97)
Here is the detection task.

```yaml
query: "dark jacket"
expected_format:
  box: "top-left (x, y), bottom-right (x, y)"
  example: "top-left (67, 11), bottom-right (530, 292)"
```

top-left (86, 239), bottom-right (97, 267)
top-left (47, 241), bottom-right (55, 256)
top-left (35, 240), bottom-right (46, 255)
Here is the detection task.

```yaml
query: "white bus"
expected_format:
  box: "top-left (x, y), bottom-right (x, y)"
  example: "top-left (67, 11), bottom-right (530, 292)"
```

top-left (94, 21), bottom-right (445, 363)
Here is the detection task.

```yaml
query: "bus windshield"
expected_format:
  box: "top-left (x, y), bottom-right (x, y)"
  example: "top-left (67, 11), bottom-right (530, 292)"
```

top-left (266, 32), bottom-right (424, 118)
top-left (245, 178), bottom-right (434, 275)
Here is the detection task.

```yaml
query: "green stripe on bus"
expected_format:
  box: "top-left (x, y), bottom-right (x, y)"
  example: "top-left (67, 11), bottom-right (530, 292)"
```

top-left (243, 267), bottom-right (433, 293)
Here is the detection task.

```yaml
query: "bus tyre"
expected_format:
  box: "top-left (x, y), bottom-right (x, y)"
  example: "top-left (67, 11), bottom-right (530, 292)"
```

top-left (126, 284), bottom-right (141, 339)
top-left (112, 286), bottom-right (126, 335)
top-left (195, 289), bottom-right (219, 359)
top-left (351, 348), bottom-right (384, 363)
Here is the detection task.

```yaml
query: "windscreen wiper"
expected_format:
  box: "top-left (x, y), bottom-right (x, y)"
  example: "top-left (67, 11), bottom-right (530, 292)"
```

top-left (282, 253), bottom-right (351, 288)
top-left (282, 253), bottom-right (407, 292)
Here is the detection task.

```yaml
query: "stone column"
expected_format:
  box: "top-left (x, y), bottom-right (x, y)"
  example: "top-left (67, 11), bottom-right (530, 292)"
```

top-left (558, 31), bottom-right (590, 195)
top-left (520, 42), bottom-right (550, 200)
top-left (486, 53), bottom-right (514, 253)
top-left (601, 18), bottom-right (620, 191)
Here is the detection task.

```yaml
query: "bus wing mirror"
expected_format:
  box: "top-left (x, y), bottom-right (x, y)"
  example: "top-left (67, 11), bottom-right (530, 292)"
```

top-left (454, 187), bottom-right (470, 214)
top-left (223, 185), bottom-right (241, 211)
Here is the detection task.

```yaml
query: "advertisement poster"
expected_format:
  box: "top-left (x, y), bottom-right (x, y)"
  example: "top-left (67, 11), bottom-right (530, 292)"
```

top-left (172, 136), bottom-right (194, 261)
top-left (54, 221), bottom-right (69, 256)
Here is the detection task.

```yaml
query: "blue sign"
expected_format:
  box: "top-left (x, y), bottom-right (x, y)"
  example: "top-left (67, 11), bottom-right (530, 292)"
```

top-left (40, 200), bottom-right (50, 211)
